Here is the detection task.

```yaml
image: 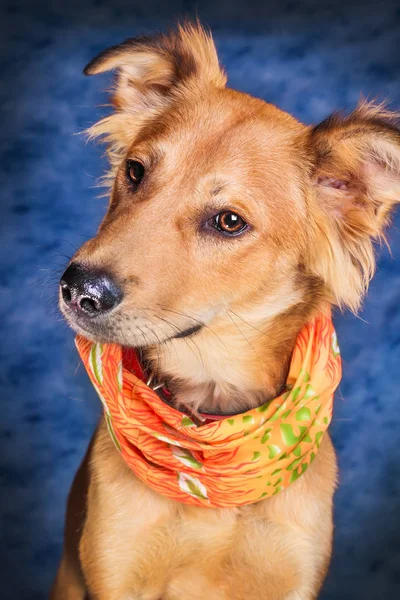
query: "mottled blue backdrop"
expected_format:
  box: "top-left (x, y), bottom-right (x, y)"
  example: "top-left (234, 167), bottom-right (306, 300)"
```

top-left (1, 1), bottom-right (399, 598)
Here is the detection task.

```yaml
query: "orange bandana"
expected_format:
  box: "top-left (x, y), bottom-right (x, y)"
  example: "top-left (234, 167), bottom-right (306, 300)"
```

top-left (76, 313), bottom-right (341, 508)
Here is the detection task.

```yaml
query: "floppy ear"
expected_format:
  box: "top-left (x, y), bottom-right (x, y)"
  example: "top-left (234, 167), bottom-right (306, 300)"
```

top-left (308, 101), bottom-right (400, 312)
top-left (84, 22), bottom-right (226, 174)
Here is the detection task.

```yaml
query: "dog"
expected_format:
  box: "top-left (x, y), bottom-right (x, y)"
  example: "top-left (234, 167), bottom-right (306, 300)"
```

top-left (51, 22), bottom-right (400, 600)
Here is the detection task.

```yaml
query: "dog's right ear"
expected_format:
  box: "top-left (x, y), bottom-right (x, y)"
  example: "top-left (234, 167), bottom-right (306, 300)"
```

top-left (84, 23), bottom-right (225, 136)
top-left (307, 101), bottom-right (400, 312)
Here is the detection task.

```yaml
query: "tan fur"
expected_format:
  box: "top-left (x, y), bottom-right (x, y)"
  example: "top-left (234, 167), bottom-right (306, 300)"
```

top-left (52, 23), bottom-right (400, 599)
top-left (307, 100), bottom-right (400, 311)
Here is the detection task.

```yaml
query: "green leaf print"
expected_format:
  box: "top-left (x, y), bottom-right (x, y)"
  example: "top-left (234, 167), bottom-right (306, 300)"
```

top-left (105, 413), bottom-right (121, 452)
top-left (116, 361), bottom-right (123, 392)
top-left (291, 387), bottom-right (301, 403)
top-left (227, 418), bottom-right (235, 426)
top-left (261, 428), bottom-right (272, 444)
top-left (178, 473), bottom-right (208, 501)
top-left (171, 447), bottom-right (203, 470)
top-left (280, 424), bottom-right (307, 446)
top-left (154, 433), bottom-right (182, 446)
top-left (89, 343), bottom-right (103, 385)
top-left (187, 480), bottom-right (207, 499)
top-left (181, 416), bottom-right (196, 428)
top-left (252, 451), bottom-right (261, 461)
top-left (299, 369), bottom-right (310, 382)
top-left (267, 444), bottom-right (281, 459)
top-left (295, 407), bottom-right (311, 422)
top-left (331, 331), bottom-right (340, 357)
top-left (243, 415), bottom-right (254, 425)
top-left (271, 468), bottom-right (282, 476)
top-left (304, 384), bottom-right (316, 399)
top-left (289, 463), bottom-right (308, 484)
top-left (286, 457), bottom-right (302, 471)
top-left (270, 404), bottom-right (289, 422)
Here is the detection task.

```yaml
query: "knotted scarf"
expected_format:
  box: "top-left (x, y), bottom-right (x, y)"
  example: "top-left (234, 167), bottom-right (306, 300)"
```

top-left (76, 312), bottom-right (341, 508)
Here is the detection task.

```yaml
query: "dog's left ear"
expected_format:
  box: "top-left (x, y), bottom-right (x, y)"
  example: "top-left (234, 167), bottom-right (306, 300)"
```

top-left (308, 101), bottom-right (400, 311)
top-left (84, 22), bottom-right (225, 138)
top-left (84, 22), bottom-right (226, 185)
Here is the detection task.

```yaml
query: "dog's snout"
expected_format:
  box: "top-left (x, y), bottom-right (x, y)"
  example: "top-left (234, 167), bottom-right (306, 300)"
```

top-left (60, 262), bottom-right (123, 317)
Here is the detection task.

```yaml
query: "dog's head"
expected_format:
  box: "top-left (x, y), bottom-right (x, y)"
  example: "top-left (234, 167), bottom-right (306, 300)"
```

top-left (60, 24), bottom-right (400, 360)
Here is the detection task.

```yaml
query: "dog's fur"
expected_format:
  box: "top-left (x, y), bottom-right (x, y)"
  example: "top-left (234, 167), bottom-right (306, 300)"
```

top-left (52, 23), bottom-right (400, 600)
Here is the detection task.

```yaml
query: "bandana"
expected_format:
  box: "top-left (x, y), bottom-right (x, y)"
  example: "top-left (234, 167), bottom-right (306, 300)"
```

top-left (76, 312), bottom-right (341, 508)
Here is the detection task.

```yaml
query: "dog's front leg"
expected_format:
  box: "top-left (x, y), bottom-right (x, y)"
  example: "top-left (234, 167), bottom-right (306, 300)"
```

top-left (78, 421), bottom-right (178, 600)
top-left (50, 435), bottom-right (93, 600)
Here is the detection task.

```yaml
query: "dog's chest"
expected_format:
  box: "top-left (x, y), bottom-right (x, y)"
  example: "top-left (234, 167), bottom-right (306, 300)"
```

top-left (90, 423), bottom-right (242, 595)
top-left (85, 422), bottom-right (336, 599)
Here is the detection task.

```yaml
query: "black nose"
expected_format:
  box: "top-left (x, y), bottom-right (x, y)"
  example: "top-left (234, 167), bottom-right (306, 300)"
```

top-left (60, 263), bottom-right (123, 317)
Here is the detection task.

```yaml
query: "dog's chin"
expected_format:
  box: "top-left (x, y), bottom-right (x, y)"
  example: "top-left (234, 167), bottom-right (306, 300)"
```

top-left (60, 303), bottom-right (121, 344)
top-left (61, 311), bottom-right (110, 343)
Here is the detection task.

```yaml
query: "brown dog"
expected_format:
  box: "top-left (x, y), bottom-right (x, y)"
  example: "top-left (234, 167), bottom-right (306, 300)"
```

top-left (52, 23), bottom-right (400, 600)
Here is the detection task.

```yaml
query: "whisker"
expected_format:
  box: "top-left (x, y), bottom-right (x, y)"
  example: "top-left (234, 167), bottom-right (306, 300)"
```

top-left (135, 323), bottom-right (150, 349)
top-left (228, 308), bottom-right (283, 346)
top-left (28, 275), bottom-right (60, 288)
top-left (74, 233), bottom-right (93, 240)
top-left (158, 306), bottom-right (228, 352)
top-left (226, 310), bottom-right (263, 365)
top-left (141, 311), bottom-right (182, 374)
top-left (74, 360), bottom-right (82, 377)
top-left (46, 261), bottom-right (69, 268)
top-left (143, 323), bottom-right (164, 376)
top-left (59, 239), bottom-right (79, 252)
top-left (52, 250), bottom-right (72, 262)
top-left (152, 313), bottom-right (204, 370)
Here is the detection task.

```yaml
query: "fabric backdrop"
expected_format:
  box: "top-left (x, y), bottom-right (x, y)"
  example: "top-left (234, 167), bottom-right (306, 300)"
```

top-left (1, 1), bottom-right (399, 598)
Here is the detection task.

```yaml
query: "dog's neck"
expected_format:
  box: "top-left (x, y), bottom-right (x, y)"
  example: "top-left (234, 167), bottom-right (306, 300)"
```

top-left (146, 301), bottom-right (322, 415)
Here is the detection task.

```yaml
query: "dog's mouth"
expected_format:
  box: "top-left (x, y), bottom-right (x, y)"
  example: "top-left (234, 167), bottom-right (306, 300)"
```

top-left (166, 324), bottom-right (203, 340)
top-left (60, 294), bottom-right (205, 347)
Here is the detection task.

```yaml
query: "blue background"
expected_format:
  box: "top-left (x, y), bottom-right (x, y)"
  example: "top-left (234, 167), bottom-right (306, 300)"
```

top-left (1, 1), bottom-right (399, 598)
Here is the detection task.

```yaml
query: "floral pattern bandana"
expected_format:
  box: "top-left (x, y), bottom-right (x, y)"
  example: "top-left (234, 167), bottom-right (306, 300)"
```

top-left (75, 312), bottom-right (341, 508)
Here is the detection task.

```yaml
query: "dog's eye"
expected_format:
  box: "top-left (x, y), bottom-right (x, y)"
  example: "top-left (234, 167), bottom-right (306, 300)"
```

top-left (126, 160), bottom-right (145, 186)
top-left (212, 211), bottom-right (248, 236)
